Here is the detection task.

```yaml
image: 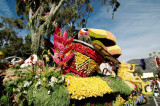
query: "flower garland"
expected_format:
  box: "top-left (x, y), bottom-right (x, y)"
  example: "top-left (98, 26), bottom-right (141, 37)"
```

top-left (71, 42), bottom-right (104, 64)
top-left (65, 75), bottom-right (113, 100)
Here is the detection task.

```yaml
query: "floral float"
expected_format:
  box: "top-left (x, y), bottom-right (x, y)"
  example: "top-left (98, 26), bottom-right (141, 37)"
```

top-left (0, 24), bottom-right (151, 106)
top-left (117, 61), bottom-right (153, 95)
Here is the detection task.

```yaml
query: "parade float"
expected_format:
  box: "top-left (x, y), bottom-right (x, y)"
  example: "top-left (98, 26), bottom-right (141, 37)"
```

top-left (0, 24), bottom-right (153, 106)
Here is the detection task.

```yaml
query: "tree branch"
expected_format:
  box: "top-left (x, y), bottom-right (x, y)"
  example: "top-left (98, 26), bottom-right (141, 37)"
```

top-left (40, 0), bottom-right (65, 35)
top-left (47, 0), bottom-right (65, 22)
top-left (32, 5), bottom-right (43, 20)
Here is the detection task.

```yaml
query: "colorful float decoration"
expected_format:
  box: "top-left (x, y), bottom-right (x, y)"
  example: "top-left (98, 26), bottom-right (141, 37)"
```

top-left (117, 62), bottom-right (152, 95)
top-left (0, 24), bottom-right (152, 106)
top-left (155, 56), bottom-right (160, 71)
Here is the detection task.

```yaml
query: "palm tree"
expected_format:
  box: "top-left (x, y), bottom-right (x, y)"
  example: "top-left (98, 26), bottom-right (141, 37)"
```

top-left (149, 53), bottom-right (152, 57)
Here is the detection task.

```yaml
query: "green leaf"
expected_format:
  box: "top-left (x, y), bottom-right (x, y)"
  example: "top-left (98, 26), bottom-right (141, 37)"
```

top-left (0, 95), bottom-right (8, 104)
top-left (17, 92), bottom-right (22, 99)
top-left (72, 104), bottom-right (75, 106)
top-left (20, 102), bottom-right (23, 106)
top-left (86, 102), bottom-right (90, 106)
top-left (15, 64), bottom-right (20, 69)
top-left (4, 80), bottom-right (13, 87)
top-left (27, 69), bottom-right (34, 73)
top-left (13, 88), bottom-right (16, 92)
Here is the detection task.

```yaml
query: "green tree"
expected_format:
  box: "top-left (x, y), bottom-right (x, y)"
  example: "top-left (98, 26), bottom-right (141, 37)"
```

top-left (149, 53), bottom-right (152, 57)
top-left (0, 16), bottom-right (31, 58)
top-left (15, 0), bottom-right (120, 55)
top-left (21, 34), bottom-right (32, 58)
top-left (149, 51), bottom-right (160, 59)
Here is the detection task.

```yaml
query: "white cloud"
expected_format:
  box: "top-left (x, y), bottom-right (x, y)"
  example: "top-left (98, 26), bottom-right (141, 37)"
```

top-left (87, 0), bottom-right (160, 62)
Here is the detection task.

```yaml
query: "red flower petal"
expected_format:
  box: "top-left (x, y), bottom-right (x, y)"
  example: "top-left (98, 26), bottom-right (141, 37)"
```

top-left (64, 36), bottom-right (75, 46)
top-left (30, 55), bottom-right (34, 61)
top-left (57, 52), bottom-right (64, 58)
top-left (54, 40), bottom-right (64, 51)
top-left (63, 53), bottom-right (74, 62)
top-left (51, 48), bottom-right (56, 53)
top-left (63, 45), bottom-right (72, 55)
top-left (62, 30), bottom-right (68, 44)
top-left (51, 54), bottom-right (62, 65)
top-left (55, 23), bottom-right (61, 36)
top-left (53, 34), bottom-right (63, 43)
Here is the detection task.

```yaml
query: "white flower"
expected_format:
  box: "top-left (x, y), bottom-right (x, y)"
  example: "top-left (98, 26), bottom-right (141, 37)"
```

top-left (16, 88), bottom-right (20, 92)
top-left (23, 90), bottom-right (27, 94)
top-left (43, 77), bottom-right (47, 82)
top-left (43, 54), bottom-right (49, 62)
top-left (20, 54), bottom-right (38, 68)
top-left (50, 76), bottom-right (58, 83)
top-left (67, 80), bottom-right (69, 86)
top-left (35, 75), bottom-right (39, 79)
top-left (35, 81), bottom-right (41, 87)
top-left (62, 76), bottom-right (65, 81)
top-left (47, 90), bottom-right (51, 95)
top-left (23, 81), bottom-right (32, 87)
top-left (31, 54), bottom-right (38, 64)
top-left (49, 81), bottom-right (54, 87)
top-left (48, 77), bottom-right (59, 87)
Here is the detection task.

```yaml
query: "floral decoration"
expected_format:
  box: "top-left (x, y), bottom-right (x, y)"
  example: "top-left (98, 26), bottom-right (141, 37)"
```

top-left (64, 42), bottom-right (104, 77)
top-left (71, 43), bottom-right (104, 64)
top-left (1, 62), bottom-right (70, 106)
top-left (51, 24), bottom-right (75, 68)
top-left (65, 75), bottom-right (113, 100)
top-left (124, 81), bottom-right (136, 90)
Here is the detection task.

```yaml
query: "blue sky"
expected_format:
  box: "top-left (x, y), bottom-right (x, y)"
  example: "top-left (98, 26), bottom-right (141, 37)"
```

top-left (87, 0), bottom-right (160, 62)
top-left (0, 0), bottom-right (29, 38)
top-left (0, 0), bottom-right (13, 18)
top-left (1, 0), bottom-right (160, 62)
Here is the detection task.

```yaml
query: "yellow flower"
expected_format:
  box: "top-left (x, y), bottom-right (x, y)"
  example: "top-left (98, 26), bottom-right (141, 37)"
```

top-left (65, 75), bottom-right (113, 100)
top-left (43, 54), bottom-right (50, 62)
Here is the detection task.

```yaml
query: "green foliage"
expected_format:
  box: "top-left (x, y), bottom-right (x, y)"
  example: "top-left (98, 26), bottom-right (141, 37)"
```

top-left (2, 66), bottom-right (35, 105)
top-left (0, 95), bottom-right (8, 105)
top-left (41, 71), bottom-right (61, 80)
top-left (15, 64), bottom-right (20, 69)
top-left (27, 85), bottom-right (70, 106)
top-left (0, 16), bottom-right (25, 30)
top-left (2, 63), bottom-right (70, 105)
top-left (102, 76), bottom-right (132, 95)
top-left (0, 16), bottom-right (31, 58)
top-left (21, 35), bottom-right (32, 57)
top-left (2, 81), bottom-right (15, 105)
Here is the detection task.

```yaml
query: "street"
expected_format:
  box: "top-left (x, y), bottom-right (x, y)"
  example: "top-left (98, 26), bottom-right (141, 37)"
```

top-left (154, 96), bottom-right (160, 106)
top-left (140, 96), bottom-right (160, 106)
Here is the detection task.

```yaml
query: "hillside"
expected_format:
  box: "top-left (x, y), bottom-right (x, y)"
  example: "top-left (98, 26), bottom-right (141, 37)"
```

top-left (127, 56), bottom-right (159, 73)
